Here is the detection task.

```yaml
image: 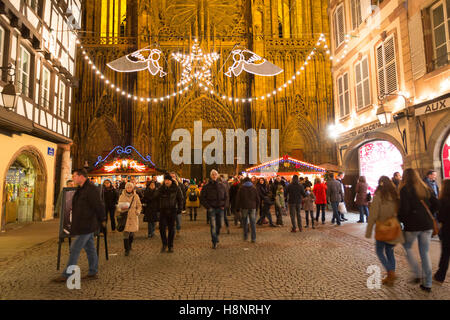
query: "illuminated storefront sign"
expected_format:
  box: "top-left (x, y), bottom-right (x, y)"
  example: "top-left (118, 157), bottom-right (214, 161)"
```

top-left (103, 159), bottom-right (147, 173)
top-left (359, 141), bottom-right (403, 193)
top-left (415, 95), bottom-right (449, 116)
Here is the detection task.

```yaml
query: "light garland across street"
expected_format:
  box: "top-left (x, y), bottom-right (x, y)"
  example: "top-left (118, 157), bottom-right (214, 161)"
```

top-left (75, 33), bottom-right (332, 104)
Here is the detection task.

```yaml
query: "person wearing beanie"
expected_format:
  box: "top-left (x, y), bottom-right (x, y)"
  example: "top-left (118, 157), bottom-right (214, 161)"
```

top-left (117, 182), bottom-right (142, 256)
top-left (186, 180), bottom-right (200, 221)
top-left (155, 174), bottom-right (183, 253)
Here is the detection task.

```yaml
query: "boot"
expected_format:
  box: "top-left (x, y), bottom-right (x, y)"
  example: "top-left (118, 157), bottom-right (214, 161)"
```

top-left (382, 271), bottom-right (396, 286)
top-left (189, 214), bottom-right (193, 221)
top-left (129, 234), bottom-right (134, 250)
top-left (123, 239), bottom-right (130, 256)
top-left (194, 214), bottom-right (197, 221)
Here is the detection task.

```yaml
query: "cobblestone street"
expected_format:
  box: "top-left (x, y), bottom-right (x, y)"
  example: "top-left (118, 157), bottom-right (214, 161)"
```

top-left (0, 209), bottom-right (449, 300)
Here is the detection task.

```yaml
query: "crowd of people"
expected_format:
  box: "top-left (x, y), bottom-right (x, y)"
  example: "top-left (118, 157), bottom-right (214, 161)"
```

top-left (53, 168), bottom-right (449, 293)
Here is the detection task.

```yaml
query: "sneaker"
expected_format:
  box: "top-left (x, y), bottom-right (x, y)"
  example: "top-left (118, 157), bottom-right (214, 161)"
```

top-left (212, 242), bottom-right (217, 249)
top-left (410, 278), bottom-right (421, 284)
top-left (419, 284), bottom-right (431, 292)
top-left (433, 274), bottom-right (444, 284)
top-left (251, 239), bottom-right (256, 243)
top-left (160, 246), bottom-right (167, 253)
top-left (82, 273), bottom-right (99, 280)
top-left (168, 247), bottom-right (174, 253)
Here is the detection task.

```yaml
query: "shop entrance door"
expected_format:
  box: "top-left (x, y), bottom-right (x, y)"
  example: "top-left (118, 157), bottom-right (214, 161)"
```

top-left (5, 154), bottom-right (36, 224)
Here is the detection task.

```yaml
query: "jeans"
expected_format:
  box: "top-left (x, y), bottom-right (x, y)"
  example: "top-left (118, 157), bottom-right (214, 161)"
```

top-left (316, 204), bottom-right (326, 222)
top-left (105, 206), bottom-right (116, 231)
top-left (160, 210), bottom-right (176, 248)
top-left (359, 205), bottom-right (369, 222)
top-left (208, 208), bottom-right (224, 244)
top-left (330, 202), bottom-right (341, 225)
top-left (148, 221), bottom-right (155, 236)
top-left (223, 209), bottom-right (230, 228)
top-left (288, 203), bottom-right (302, 230)
top-left (62, 233), bottom-right (98, 277)
top-left (233, 207), bottom-right (241, 226)
top-left (241, 209), bottom-right (257, 241)
top-left (434, 235), bottom-right (450, 282)
top-left (376, 241), bottom-right (396, 272)
top-left (257, 204), bottom-right (273, 225)
top-left (189, 207), bottom-right (198, 220)
top-left (175, 213), bottom-right (182, 231)
top-left (305, 210), bottom-right (314, 226)
top-left (403, 230), bottom-right (433, 288)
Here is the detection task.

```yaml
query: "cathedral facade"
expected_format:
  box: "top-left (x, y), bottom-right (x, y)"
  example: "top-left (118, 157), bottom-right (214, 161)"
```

top-left (72, 0), bottom-right (337, 179)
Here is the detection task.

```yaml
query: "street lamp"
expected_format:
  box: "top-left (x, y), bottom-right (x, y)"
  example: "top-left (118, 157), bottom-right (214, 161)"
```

top-left (0, 65), bottom-right (19, 111)
top-left (376, 104), bottom-right (393, 125)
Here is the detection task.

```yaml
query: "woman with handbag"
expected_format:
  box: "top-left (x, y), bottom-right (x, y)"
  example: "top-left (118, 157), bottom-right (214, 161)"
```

top-left (398, 168), bottom-right (439, 292)
top-left (365, 176), bottom-right (404, 286)
top-left (355, 176), bottom-right (370, 223)
top-left (117, 182), bottom-right (142, 256)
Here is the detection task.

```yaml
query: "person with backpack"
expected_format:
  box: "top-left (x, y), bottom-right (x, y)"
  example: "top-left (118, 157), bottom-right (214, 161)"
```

top-left (365, 176), bottom-right (404, 286)
top-left (355, 176), bottom-right (370, 223)
top-left (186, 180), bottom-right (200, 221)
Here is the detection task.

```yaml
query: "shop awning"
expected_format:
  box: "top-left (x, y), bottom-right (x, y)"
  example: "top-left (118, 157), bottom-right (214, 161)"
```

top-left (244, 156), bottom-right (327, 176)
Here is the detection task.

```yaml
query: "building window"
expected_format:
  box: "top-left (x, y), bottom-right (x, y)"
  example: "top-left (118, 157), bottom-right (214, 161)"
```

top-left (41, 67), bottom-right (50, 109)
top-left (18, 46), bottom-right (31, 97)
top-left (351, 0), bottom-right (362, 30)
top-left (101, 0), bottom-right (127, 37)
top-left (58, 81), bottom-right (66, 118)
top-left (430, 0), bottom-right (450, 68)
top-left (337, 73), bottom-right (350, 118)
top-left (376, 36), bottom-right (398, 97)
top-left (24, 0), bottom-right (39, 12)
top-left (334, 4), bottom-right (346, 49)
top-left (0, 26), bottom-right (4, 67)
top-left (355, 57), bottom-right (371, 110)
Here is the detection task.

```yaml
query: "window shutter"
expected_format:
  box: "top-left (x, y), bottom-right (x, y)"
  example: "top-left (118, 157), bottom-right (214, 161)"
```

top-left (384, 37), bottom-right (398, 94)
top-left (344, 73), bottom-right (350, 115)
top-left (376, 44), bottom-right (385, 96)
top-left (362, 58), bottom-right (371, 106)
top-left (409, 12), bottom-right (427, 79)
top-left (338, 76), bottom-right (344, 117)
top-left (355, 62), bottom-right (363, 109)
top-left (335, 5), bottom-right (346, 47)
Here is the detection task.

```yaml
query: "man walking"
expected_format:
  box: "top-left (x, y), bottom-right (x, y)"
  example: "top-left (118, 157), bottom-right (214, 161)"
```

top-left (170, 172), bottom-right (184, 235)
top-left (286, 175), bottom-right (306, 232)
top-left (327, 173), bottom-right (344, 226)
top-left (424, 170), bottom-right (439, 198)
top-left (156, 174), bottom-right (184, 253)
top-left (53, 169), bottom-right (106, 282)
top-left (236, 177), bottom-right (260, 242)
top-left (200, 170), bottom-right (228, 249)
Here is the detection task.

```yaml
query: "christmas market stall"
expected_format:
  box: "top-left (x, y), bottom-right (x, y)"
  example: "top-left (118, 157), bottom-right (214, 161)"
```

top-left (244, 155), bottom-right (327, 181)
top-left (88, 145), bottom-right (162, 188)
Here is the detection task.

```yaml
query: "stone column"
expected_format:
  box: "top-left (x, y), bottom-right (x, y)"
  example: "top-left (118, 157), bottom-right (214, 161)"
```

top-left (58, 143), bottom-right (73, 190)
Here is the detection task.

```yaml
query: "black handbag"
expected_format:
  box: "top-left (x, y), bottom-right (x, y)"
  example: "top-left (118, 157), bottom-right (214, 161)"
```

top-left (116, 197), bottom-right (134, 232)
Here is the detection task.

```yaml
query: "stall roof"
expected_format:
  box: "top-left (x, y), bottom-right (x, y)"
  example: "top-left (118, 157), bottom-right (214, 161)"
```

top-left (245, 156), bottom-right (326, 174)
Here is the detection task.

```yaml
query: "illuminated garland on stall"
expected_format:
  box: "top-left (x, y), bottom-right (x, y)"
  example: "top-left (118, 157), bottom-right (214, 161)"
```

top-left (246, 156), bottom-right (326, 174)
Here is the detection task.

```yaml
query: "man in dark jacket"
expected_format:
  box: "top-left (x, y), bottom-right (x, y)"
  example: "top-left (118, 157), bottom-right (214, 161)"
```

top-left (101, 179), bottom-right (118, 231)
top-left (156, 174), bottom-right (184, 253)
top-left (229, 178), bottom-right (242, 226)
top-left (200, 170), bottom-right (228, 249)
top-left (170, 172), bottom-right (185, 235)
top-left (236, 177), bottom-right (260, 242)
top-left (286, 175), bottom-right (307, 232)
top-left (327, 173), bottom-right (344, 226)
top-left (424, 170), bottom-right (439, 198)
top-left (53, 169), bottom-right (106, 282)
top-left (220, 176), bottom-right (231, 234)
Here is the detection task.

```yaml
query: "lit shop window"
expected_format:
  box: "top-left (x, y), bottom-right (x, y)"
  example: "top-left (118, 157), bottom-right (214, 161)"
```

top-left (442, 134), bottom-right (450, 179)
top-left (359, 140), bottom-right (403, 193)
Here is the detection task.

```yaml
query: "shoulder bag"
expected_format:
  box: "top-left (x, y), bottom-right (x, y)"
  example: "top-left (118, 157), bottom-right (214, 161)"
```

top-left (375, 216), bottom-right (401, 242)
top-left (117, 196), bottom-right (134, 232)
top-left (420, 200), bottom-right (440, 237)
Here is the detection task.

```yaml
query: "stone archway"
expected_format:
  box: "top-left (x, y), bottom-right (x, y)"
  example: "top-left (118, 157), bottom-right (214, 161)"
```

top-left (281, 116), bottom-right (320, 163)
top-left (2, 146), bottom-right (48, 230)
top-left (169, 96), bottom-right (237, 179)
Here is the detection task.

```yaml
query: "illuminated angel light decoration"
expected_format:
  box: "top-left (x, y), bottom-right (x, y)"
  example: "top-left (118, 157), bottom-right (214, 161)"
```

top-left (171, 39), bottom-right (220, 88)
top-left (107, 48), bottom-right (167, 77)
top-left (225, 49), bottom-right (283, 77)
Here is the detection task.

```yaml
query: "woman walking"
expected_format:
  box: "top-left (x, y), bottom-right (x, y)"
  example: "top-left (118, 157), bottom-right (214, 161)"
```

top-left (365, 176), bottom-right (404, 286)
top-left (143, 181), bottom-right (159, 238)
top-left (186, 180), bottom-right (200, 221)
top-left (313, 178), bottom-right (327, 224)
top-left (355, 176), bottom-right (370, 223)
top-left (303, 187), bottom-right (316, 229)
top-left (398, 168), bottom-right (439, 292)
top-left (434, 179), bottom-right (450, 283)
top-left (117, 183), bottom-right (142, 256)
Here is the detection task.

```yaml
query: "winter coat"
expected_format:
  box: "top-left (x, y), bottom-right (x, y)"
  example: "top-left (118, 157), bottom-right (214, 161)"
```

top-left (398, 186), bottom-right (439, 232)
top-left (102, 186), bottom-right (118, 209)
top-left (71, 180), bottom-right (106, 236)
top-left (286, 181), bottom-right (306, 205)
top-left (355, 182), bottom-right (369, 206)
top-left (257, 183), bottom-right (273, 205)
top-left (313, 183), bottom-right (327, 205)
top-left (236, 181), bottom-right (260, 210)
top-left (117, 190), bottom-right (142, 233)
top-left (200, 180), bottom-right (228, 209)
top-left (186, 185), bottom-right (200, 208)
top-left (365, 193), bottom-right (404, 245)
top-left (156, 182), bottom-right (184, 215)
top-left (229, 182), bottom-right (241, 209)
top-left (143, 187), bottom-right (159, 222)
top-left (221, 180), bottom-right (231, 208)
top-left (275, 188), bottom-right (286, 208)
top-left (437, 198), bottom-right (450, 238)
top-left (326, 179), bottom-right (343, 203)
top-left (302, 191), bottom-right (316, 211)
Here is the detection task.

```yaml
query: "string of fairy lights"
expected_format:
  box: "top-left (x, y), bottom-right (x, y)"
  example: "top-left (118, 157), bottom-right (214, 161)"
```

top-left (75, 33), bottom-right (337, 104)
